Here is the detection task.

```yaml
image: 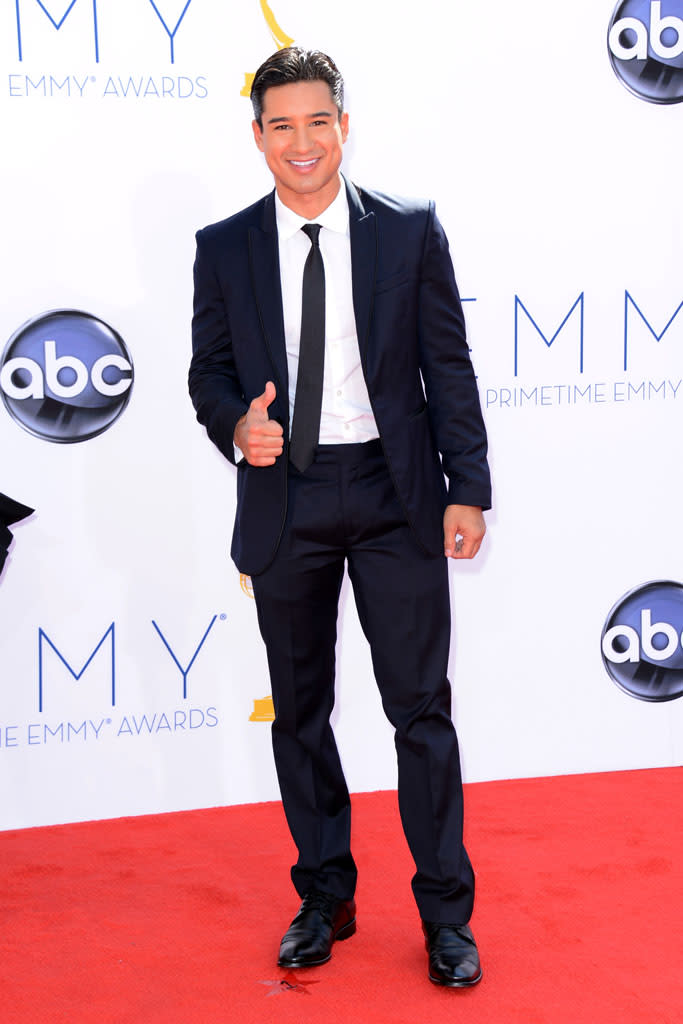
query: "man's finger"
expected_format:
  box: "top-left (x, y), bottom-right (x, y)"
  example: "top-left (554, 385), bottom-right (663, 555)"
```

top-left (247, 419), bottom-right (283, 439)
top-left (246, 431), bottom-right (284, 454)
top-left (452, 535), bottom-right (481, 560)
top-left (250, 381), bottom-right (276, 416)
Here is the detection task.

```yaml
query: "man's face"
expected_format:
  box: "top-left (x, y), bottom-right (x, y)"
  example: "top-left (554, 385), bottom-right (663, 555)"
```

top-left (252, 80), bottom-right (349, 215)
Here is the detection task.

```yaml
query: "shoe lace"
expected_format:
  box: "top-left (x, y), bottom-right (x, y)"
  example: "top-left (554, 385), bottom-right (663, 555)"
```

top-left (424, 922), bottom-right (476, 952)
top-left (300, 890), bottom-right (338, 921)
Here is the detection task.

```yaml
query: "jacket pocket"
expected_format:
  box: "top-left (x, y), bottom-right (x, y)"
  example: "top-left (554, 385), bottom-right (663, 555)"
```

top-left (374, 270), bottom-right (414, 295)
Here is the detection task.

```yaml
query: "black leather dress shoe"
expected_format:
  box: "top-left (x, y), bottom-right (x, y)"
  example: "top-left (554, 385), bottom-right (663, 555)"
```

top-left (278, 891), bottom-right (356, 968)
top-left (422, 921), bottom-right (482, 987)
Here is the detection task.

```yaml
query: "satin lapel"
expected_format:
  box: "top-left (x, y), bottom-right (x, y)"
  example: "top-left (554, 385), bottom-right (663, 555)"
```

top-left (347, 180), bottom-right (377, 365)
top-left (248, 192), bottom-right (288, 401)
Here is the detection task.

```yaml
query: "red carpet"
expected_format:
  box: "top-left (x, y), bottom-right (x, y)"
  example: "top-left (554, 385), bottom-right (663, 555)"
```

top-left (1, 768), bottom-right (680, 1023)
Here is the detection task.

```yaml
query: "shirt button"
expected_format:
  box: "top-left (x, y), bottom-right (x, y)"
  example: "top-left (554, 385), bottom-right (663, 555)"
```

top-left (344, 423), bottom-right (350, 431)
top-left (336, 389), bottom-right (342, 396)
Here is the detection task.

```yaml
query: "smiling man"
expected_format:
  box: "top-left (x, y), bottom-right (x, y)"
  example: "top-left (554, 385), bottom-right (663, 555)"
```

top-left (252, 77), bottom-right (348, 216)
top-left (189, 47), bottom-right (491, 987)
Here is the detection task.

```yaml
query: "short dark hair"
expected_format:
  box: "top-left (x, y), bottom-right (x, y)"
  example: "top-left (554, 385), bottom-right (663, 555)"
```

top-left (250, 47), bottom-right (344, 128)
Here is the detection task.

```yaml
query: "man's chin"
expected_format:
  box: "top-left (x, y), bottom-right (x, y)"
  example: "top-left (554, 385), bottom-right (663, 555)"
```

top-left (285, 173), bottom-right (326, 193)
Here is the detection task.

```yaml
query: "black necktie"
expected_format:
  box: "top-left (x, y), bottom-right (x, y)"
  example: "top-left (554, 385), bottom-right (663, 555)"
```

top-left (289, 223), bottom-right (325, 473)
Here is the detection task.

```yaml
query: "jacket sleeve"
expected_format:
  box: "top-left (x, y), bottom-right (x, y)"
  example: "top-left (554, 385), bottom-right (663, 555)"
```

top-left (417, 203), bottom-right (492, 510)
top-left (188, 228), bottom-right (248, 465)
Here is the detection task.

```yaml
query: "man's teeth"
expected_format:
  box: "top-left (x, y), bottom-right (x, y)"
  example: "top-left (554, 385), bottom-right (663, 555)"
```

top-left (291, 159), bottom-right (317, 167)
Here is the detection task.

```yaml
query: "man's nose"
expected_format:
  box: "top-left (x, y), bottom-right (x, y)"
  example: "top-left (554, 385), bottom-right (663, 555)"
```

top-left (290, 125), bottom-right (314, 152)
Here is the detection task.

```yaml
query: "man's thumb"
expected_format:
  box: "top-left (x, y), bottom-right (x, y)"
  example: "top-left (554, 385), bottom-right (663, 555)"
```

top-left (252, 381), bottom-right (276, 414)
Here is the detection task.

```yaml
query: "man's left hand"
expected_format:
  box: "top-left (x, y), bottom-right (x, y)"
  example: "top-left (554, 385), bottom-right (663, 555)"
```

top-left (443, 504), bottom-right (486, 560)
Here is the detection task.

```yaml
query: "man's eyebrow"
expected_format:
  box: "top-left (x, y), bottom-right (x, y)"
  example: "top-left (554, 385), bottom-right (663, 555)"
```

top-left (266, 110), bottom-right (334, 124)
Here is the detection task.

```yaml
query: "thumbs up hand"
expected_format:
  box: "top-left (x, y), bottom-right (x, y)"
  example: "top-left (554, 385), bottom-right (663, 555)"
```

top-left (233, 382), bottom-right (284, 466)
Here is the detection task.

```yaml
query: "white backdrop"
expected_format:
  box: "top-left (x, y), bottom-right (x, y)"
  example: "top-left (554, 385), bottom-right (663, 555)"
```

top-left (1, 0), bottom-right (681, 830)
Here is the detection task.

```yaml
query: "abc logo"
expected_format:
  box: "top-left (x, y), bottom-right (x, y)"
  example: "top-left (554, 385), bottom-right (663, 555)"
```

top-left (608, 1), bottom-right (683, 104)
top-left (601, 581), bottom-right (683, 702)
top-left (1, 310), bottom-right (133, 443)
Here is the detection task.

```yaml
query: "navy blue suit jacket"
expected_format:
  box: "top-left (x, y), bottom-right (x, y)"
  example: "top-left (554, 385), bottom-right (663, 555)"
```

top-left (189, 178), bottom-right (491, 576)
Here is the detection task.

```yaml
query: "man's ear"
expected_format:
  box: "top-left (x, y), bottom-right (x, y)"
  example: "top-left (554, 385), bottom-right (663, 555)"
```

top-left (340, 111), bottom-right (349, 144)
top-left (252, 119), bottom-right (264, 152)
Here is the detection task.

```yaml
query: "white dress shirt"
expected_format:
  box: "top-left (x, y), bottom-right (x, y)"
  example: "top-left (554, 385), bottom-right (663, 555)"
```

top-left (275, 186), bottom-right (379, 444)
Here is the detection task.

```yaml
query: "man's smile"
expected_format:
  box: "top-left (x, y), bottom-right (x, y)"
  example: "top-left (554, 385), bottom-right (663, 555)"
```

top-left (289, 158), bottom-right (320, 170)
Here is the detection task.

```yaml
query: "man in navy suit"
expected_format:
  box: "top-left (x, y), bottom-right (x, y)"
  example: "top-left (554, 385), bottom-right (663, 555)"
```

top-left (189, 47), bottom-right (491, 987)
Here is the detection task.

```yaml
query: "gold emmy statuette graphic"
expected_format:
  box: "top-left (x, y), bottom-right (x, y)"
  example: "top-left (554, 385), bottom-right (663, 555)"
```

top-left (249, 696), bottom-right (275, 721)
top-left (239, 573), bottom-right (254, 598)
top-left (241, 0), bottom-right (294, 97)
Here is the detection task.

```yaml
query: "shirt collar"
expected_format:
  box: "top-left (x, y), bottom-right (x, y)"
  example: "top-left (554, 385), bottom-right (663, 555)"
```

top-left (275, 180), bottom-right (349, 242)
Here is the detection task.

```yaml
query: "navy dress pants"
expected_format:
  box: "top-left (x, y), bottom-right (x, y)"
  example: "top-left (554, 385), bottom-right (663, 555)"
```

top-left (250, 439), bottom-right (475, 924)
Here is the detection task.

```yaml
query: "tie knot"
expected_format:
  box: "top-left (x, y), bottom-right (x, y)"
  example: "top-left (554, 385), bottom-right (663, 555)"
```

top-left (302, 223), bottom-right (321, 246)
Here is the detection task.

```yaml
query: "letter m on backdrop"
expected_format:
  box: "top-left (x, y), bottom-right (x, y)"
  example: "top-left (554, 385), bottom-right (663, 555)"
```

top-left (15, 1), bottom-right (100, 62)
top-left (38, 623), bottom-right (115, 712)
top-left (514, 294), bottom-right (584, 376)
top-left (623, 291), bottom-right (683, 371)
